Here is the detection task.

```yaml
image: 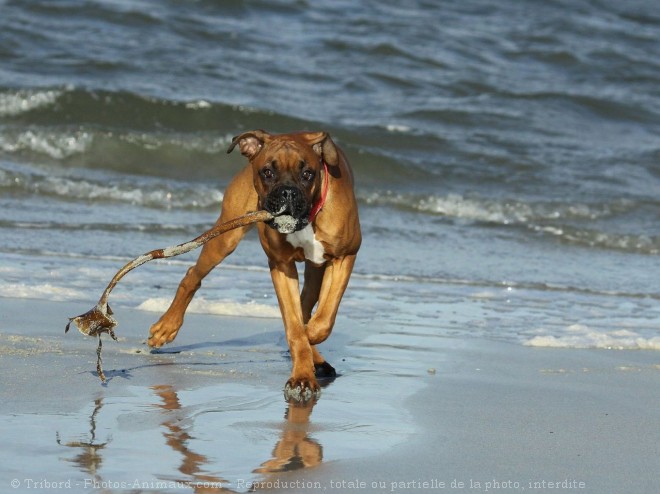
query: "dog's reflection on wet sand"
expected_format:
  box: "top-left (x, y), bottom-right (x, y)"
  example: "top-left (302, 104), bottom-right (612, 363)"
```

top-left (253, 398), bottom-right (321, 474)
top-left (57, 384), bottom-right (324, 492)
top-left (152, 385), bottom-right (230, 492)
top-left (153, 385), bottom-right (322, 491)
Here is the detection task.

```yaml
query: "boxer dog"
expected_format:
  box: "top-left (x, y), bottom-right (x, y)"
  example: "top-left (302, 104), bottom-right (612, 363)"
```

top-left (148, 130), bottom-right (361, 401)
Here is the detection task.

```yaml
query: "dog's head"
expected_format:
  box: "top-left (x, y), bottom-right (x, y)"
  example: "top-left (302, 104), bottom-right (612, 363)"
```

top-left (227, 130), bottom-right (338, 234)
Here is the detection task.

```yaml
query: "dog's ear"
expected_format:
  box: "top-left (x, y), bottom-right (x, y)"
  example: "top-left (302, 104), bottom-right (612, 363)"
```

top-left (227, 130), bottom-right (272, 159)
top-left (303, 131), bottom-right (339, 167)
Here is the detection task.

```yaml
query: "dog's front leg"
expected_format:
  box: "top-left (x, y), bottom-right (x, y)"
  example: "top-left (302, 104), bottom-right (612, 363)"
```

top-left (306, 254), bottom-right (357, 346)
top-left (269, 259), bottom-right (319, 400)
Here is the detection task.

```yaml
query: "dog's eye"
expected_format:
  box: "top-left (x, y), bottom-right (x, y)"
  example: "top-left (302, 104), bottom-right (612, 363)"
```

top-left (261, 167), bottom-right (274, 180)
top-left (301, 169), bottom-right (314, 182)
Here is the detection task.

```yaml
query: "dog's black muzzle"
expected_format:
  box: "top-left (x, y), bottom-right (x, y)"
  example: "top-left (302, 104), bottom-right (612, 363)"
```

top-left (264, 185), bottom-right (310, 234)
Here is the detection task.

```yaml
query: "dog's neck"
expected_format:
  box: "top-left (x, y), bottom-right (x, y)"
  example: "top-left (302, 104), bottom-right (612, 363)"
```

top-left (309, 161), bottom-right (329, 222)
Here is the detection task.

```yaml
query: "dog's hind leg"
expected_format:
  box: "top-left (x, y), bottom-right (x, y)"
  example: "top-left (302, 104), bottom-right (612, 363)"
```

top-left (148, 166), bottom-right (257, 348)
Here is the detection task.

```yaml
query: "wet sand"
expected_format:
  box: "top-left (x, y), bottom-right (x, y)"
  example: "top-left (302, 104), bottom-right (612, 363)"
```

top-left (1, 297), bottom-right (658, 493)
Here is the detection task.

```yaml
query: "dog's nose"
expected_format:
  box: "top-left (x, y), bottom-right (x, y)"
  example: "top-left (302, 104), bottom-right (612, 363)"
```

top-left (280, 188), bottom-right (293, 200)
top-left (279, 186), bottom-right (300, 202)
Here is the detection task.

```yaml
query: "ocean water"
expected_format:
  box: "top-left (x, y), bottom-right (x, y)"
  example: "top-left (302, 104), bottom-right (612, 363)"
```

top-left (1, 0), bottom-right (659, 349)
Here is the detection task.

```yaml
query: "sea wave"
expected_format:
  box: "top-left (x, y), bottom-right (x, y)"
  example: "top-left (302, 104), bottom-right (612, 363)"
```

top-left (0, 86), bottom-right (220, 127)
top-left (0, 128), bottom-right (93, 160)
top-left (137, 297), bottom-right (280, 319)
top-left (361, 191), bottom-right (634, 223)
top-left (0, 86), bottom-right (310, 132)
top-left (0, 165), bottom-right (224, 209)
top-left (0, 86), bottom-right (318, 179)
top-left (0, 282), bottom-right (86, 302)
top-left (0, 87), bottom-right (423, 185)
top-left (3, 158), bottom-right (657, 255)
top-left (0, 88), bottom-right (64, 117)
top-left (524, 324), bottom-right (660, 350)
top-left (360, 191), bottom-right (659, 255)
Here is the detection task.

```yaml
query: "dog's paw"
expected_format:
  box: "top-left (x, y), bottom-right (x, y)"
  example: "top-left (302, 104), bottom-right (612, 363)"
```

top-left (147, 317), bottom-right (181, 348)
top-left (284, 377), bottom-right (321, 403)
top-left (314, 361), bottom-right (337, 378)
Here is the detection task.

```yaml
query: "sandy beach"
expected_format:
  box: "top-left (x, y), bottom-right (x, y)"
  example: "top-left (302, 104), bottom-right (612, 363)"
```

top-left (1, 296), bottom-right (657, 493)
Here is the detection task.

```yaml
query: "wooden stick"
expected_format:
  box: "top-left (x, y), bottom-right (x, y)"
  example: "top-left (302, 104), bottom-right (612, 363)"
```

top-left (66, 210), bottom-right (274, 382)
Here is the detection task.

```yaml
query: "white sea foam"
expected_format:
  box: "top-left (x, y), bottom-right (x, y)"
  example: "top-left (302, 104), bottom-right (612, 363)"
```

top-left (0, 129), bottom-right (93, 159)
top-left (524, 324), bottom-right (660, 350)
top-left (184, 99), bottom-right (212, 109)
top-left (137, 297), bottom-right (280, 319)
top-left (422, 194), bottom-right (525, 224)
top-left (3, 171), bottom-right (224, 209)
top-left (385, 123), bottom-right (411, 133)
top-left (0, 283), bottom-right (86, 301)
top-left (415, 194), bottom-right (622, 224)
top-left (0, 125), bottom-right (228, 162)
top-left (0, 89), bottom-right (62, 116)
top-left (118, 131), bottom-right (228, 153)
top-left (360, 192), bottom-right (632, 225)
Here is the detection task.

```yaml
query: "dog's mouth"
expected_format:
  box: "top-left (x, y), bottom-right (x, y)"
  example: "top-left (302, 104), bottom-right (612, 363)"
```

top-left (268, 214), bottom-right (305, 234)
top-left (264, 186), bottom-right (309, 234)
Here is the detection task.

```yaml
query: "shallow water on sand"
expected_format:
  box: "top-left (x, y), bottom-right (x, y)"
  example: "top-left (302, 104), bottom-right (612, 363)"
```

top-left (6, 383), bottom-right (413, 492)
top-left (2, 300), bottom-right (427, 493)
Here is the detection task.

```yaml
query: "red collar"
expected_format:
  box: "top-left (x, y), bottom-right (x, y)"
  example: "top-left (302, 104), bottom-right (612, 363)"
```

top-left (308, 161), bottom-right (329, 222)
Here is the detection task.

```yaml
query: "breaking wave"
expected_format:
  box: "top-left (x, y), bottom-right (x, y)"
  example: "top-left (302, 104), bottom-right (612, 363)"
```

top-left (524, 324), bottom-right (660, 350)
top-left (0, 164), bottom-right (224, 210)
top-left (137, 297), bottom-right (280, 319)
top-left (0, 86), bottom-right (310, 180)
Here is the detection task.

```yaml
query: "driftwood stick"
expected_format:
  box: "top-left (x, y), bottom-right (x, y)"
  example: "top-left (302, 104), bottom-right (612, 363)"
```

top-left (66, 209), bottom-right (274, 383)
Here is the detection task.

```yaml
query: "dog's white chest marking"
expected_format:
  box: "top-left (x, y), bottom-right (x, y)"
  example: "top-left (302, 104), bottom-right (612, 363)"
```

top-left (286, 224), bottom-right (326, 265)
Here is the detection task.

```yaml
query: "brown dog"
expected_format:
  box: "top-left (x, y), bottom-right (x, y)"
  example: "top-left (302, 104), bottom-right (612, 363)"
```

top-left (148, 130), bottom-right (361, 400)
